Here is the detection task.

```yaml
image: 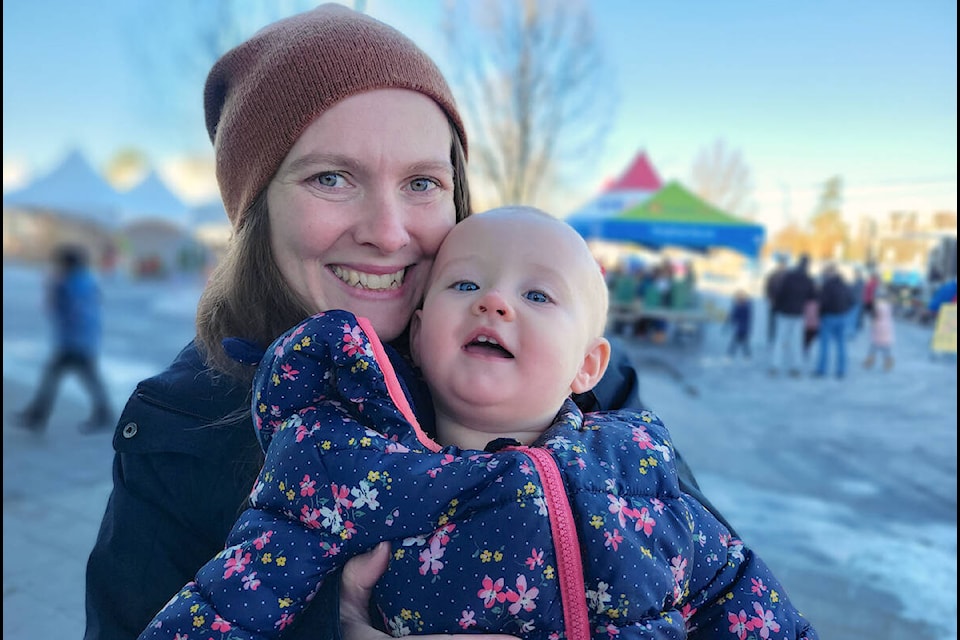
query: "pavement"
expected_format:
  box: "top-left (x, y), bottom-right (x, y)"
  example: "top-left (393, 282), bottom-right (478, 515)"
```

top-left (2, 263), bottom-right (957, 640)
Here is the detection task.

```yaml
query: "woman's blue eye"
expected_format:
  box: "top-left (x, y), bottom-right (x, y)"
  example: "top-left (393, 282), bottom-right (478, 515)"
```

top-left (410, 178), bottom-right (438, 192)
top-left (525, 290), bottom-right (550, 303)
top-left (453, 281), bottom-right (478, 291)
top-left (315, 172), bottom-right (344, 188)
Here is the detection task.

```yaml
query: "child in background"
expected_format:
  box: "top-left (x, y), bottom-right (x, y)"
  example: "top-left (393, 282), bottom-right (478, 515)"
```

top-left (726, 289), bottom-right (753, 358)
top-left (863, 286), bottom-right (895, 371)
top-left (141, 207), bottom-right (818, 640)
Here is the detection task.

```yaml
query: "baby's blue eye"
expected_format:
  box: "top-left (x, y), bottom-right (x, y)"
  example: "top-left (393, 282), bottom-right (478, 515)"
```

top-left (453, 281), bottom-right (478, 291)
top-left (525, 290), bottom-right (549, 303)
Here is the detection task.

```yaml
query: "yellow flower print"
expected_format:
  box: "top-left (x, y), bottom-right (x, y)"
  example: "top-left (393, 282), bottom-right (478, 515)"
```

top-left (524, 482), bottom-right (537, 495)
top-left (262, 553), bottom-right (273, 564)
top-left (641, 547), bottom-right (652, 559)
top-left (367, 470), bottom-right (381, 482)
top-left (438, 514), bottom-right (449, 526)
top-left (590, 515), bottom-right (604, 529)
top-left (279, 481), bottom-right (286, 491)
top-left (771, 590), bottom-right (780, 603)
top-left (646, 456), bottom-right (658, 468)
top-left (286, 489), bottom-right (295, 501)
top-left (300, 336), bottom-right (312, 348)
top-left (189, 603), bottom-right (199, 613)
top-left (360, 436), bottom-right (371, 447)
top-left (493, 551), bottom-right (503, 562)
top-left (258, 402), bottom-right (266, 414)
top-left (450, 498), bottom-right (459, 507)
top-left (271, 373), bottom-right (280, 386)
top-left (322, 441), bottom-right (331, 450)
top-left (279, 597), bottom-right (293, 608)
top-left (276, 556), bottom-right (286, 566)
top-left (348, 437), bottom-right (356, 446)
top-left (192, 615), bottom-right (205, 628)
top-left (543, 565), bottom-right (555, 579)
top-left (401, 609), bottom-right (413, 620)
top-left (480, 550), bottom-right (492, 562)
top-left (394, 548), bottom-right (405, 560)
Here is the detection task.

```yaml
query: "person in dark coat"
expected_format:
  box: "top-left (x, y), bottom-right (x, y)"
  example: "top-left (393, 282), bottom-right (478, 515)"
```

top-left (16, 243), bottom-right (113, 433)
top-left (727, 289), bottom-right (753, 358)
top-left (769, 254), bottom-right (817, 377)
top-left (764, 253), bottom-right (788, 346)
top-left (83, 7), bottom-right (733, 640)
top-left (813, 263), bottom-right (855, 378)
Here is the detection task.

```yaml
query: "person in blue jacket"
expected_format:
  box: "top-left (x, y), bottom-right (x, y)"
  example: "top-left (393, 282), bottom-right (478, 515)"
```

top-left (85, 6), bottom-right (730, 640)
top-left (16, 243), bottom-right (113, 433)
top-left (141, 207), bottom-right (817, 640)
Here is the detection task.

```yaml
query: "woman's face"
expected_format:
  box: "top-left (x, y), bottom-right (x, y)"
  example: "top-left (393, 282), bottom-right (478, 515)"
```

top-left (267, 89), bottom-right (457, 342)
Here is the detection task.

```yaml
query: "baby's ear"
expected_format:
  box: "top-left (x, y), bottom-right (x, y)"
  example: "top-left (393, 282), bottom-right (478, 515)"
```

top-left (571, 337), bottom-right (611, 394)
top-left (409, 309), bottom-right (425, 368)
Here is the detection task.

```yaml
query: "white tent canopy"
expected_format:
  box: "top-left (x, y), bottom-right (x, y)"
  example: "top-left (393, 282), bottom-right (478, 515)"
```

top-left (2, 149), bottom-right (121, 227)
top-left (117, 170), bottom-right (191, 229)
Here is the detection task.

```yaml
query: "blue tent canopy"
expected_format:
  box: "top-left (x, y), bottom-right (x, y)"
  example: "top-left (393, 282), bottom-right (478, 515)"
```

top-left (567, 181), bottom-right (765, 258)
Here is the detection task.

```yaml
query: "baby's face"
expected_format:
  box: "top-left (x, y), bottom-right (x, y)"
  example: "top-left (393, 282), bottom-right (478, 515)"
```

top-left (411, 208), bottom-right (609, 433)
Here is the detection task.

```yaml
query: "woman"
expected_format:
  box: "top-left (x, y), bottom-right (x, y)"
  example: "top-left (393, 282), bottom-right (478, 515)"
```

top-left (84, 5), bottom-right (723, 640)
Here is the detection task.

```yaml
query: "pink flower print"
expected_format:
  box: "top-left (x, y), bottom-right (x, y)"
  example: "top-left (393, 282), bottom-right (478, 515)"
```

top-left (603, 529), bottom-right (623, 551)
top-left (478, 575), bottom-right (507, 608)
top-left (751, 577), bottom-right (768, 597)
top-left (651, 498), bottom-right (665, 514)
top-left (459, 609), bottom-right (477, 629)
top-left (727, 609), bottom-right (754, 640)
top-left (275, 612), bottom-right (296, 631)
top-left (300, 504), bottom-right (323, 529)
top-left (341, 520), bottom-right (358, 539)
top-left (525, 548), bottom-right (544, 570)
top-left (295, 423), bottom-right (311, 443)
top-left (431, 524), bottom-right (456, 546)
top-left (242, 572), bottom-right (261, 590)
top-left (505, 575), bottom-right (539, 614)
top-left (300, 475), bottom-right (316, 497)
top-left (419, 535), bottom-right (446, 575)
top-left (427, 467), bottom-right (443, 478)
top-left (350, 397), bottom-right (365, 412)
top-left (631, 425), bottom-right (655, 450)
top-left (280, 362), bottom-right (299, 381)
top-left (440, 453), bottom-right (457, 466)
top-left (749, 602), bottom-right (781, 639)
top-left (223, 548), bottom-right (251, 579)
top-left (212, 615), bottom-right (232, 632)
top-left (669, 555), bottom-right (687, 584)
top-left (607, 494), bottom-right (630, 528)
top-left (331, 483), bottom-right (353, 510)
top-left (341, 323), bottom-right (366, 356)
top-left (322, 542), bottom-right (342, 558)
top-left (602, 622), bottom-right (620, 640)
top-left (634, 507), bottom-right (656, 536)
top-left (680, 602), bottom-right (697, 622)
top-left (253, 531), bottom-right (273, 550)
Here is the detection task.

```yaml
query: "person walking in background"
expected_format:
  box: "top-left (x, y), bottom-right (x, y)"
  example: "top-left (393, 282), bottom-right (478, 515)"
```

top-left (863, 286), bottom-right (896, 371)
top-left (15, 243), bottom-right (113, 433)
top-left (769, 253), bottom-right (816, 377)
top-left (813, 263), bottom-right (854, 379)
top-left (727, 289), bottom-right (753, 358)
top-left (848, 266), bottom-right (866, 337)
top-left (862, 266), bottom-right (880, 320)
top-left (764, 253), bottom-right (789, 347)
top-left (802, 297), bottom-right (819, 364)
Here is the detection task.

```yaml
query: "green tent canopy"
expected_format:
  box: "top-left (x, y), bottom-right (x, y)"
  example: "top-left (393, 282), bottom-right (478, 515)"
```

top-left (567, 181), bottom-right (765, 257)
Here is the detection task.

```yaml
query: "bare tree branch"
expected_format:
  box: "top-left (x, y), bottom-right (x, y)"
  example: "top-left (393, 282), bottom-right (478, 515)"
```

top-left (689, 138), bottom-right (757, 219)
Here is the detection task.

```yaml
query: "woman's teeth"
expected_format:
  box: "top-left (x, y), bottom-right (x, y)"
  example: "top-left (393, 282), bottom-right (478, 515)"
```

top-left (332, 266), bottom-right (404, 290)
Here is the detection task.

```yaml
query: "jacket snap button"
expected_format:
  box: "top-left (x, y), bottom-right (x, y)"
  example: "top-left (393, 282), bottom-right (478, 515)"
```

top-left (121, 422), bottom-right (138, 438)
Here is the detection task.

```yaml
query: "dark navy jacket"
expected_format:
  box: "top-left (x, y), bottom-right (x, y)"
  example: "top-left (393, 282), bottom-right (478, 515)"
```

top-left (84, 334), bottom-right (727, 640)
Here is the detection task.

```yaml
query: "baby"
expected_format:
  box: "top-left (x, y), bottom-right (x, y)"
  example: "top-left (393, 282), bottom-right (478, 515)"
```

top-left (142, 206), bottom-right (817, 640)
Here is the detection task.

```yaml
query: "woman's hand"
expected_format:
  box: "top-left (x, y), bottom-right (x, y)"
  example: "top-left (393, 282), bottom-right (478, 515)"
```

top-left (340, 542), bottom-right (520, 640)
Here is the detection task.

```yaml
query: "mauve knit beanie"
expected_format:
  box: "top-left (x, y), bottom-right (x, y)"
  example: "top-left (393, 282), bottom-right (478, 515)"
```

top-left (204, 3), bottom-right (467, 227)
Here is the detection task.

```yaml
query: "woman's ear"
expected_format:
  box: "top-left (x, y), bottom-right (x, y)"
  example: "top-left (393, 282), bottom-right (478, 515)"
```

top-left (408, 309), bottom-right (425, 368)
top-left (571, 337), bottom-right (611, 394)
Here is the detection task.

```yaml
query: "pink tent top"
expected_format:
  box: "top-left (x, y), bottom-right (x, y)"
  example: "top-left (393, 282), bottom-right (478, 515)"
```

top-left (606, 151), bottom-right (662, 192)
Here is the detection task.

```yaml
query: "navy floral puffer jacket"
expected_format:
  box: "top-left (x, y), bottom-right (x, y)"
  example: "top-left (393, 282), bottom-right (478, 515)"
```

top-left (140, 310), bottom-right (818, 640)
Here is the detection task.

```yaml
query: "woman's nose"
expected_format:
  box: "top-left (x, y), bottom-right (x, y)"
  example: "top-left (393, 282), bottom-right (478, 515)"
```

top-left (473, 290), bottom-right (514, 319)
top-left (354, 193), bottom-right (411, 253)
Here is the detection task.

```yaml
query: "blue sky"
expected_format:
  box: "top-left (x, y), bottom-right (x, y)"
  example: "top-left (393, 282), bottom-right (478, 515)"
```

top-left (3, 0), bottom-right (957, 228)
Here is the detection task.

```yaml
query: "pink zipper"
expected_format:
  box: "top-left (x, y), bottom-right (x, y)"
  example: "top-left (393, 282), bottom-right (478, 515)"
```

top-left (513, 446), bottom-right (590, 640)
